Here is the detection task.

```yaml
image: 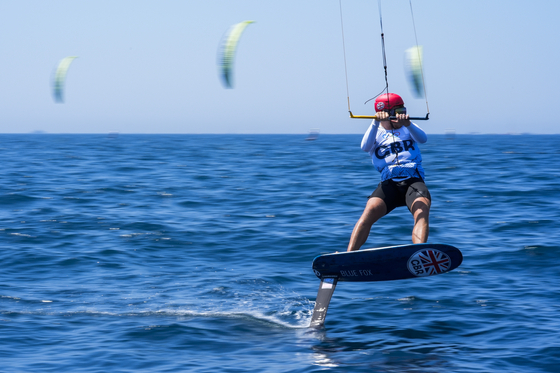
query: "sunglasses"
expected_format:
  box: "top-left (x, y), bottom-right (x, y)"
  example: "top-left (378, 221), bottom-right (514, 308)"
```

top-left (388, 106), bottom-right (407, 116)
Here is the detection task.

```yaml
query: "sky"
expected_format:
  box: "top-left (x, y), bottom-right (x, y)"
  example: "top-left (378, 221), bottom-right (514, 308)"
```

top-left (1, 0), bottom-right (559, 134)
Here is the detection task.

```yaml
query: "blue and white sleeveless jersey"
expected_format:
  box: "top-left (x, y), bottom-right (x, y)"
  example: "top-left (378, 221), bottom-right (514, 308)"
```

top-left (361, 121), bottom-right (427, 182)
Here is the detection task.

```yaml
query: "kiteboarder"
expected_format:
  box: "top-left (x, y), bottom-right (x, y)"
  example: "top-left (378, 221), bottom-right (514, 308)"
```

top-left (347, 93), bottom-right (430, 251)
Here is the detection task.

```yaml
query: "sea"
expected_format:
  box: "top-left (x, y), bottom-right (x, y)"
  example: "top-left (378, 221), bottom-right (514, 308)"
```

top-left (1, 133), bottom-right (559, 373)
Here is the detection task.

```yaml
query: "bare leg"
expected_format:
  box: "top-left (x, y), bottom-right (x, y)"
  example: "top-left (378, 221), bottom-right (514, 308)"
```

top-left (347, 197), bottom-right (387, 251)
top-left (410, 197), bottom-right (431, 244)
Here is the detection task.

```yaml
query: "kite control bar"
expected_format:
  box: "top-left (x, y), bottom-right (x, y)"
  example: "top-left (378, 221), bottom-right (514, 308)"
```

top-left (348, 111), bottom-right (430, 120)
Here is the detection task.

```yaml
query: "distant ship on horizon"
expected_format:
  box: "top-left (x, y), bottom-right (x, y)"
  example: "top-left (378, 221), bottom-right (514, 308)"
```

top-left (306, 128), bottom-right (319, 141)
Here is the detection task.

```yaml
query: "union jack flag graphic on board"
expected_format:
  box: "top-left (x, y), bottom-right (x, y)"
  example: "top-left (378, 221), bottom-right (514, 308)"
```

top-left (407, 249), bottom-right (451, 277)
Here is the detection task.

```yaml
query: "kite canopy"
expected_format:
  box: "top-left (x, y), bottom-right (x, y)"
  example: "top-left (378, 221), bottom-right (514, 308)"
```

top-left (218, 20), bottom-right (254, 88)
top-left (404, 46), bottom-right (424, 98)
top-left (52, 56), bottom-right (78, 103)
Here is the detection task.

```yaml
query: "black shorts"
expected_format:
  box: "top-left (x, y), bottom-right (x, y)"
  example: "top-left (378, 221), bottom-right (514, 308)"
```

top-left (368, 177), bottom-right (431, 214)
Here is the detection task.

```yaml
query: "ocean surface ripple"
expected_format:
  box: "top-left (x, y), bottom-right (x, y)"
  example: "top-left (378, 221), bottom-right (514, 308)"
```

top-left (1, 134), bottom-right (559, 372)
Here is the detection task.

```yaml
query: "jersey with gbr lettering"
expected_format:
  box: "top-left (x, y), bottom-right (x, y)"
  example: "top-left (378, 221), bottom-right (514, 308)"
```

top-left (370, 125), bottom-right (425, 181)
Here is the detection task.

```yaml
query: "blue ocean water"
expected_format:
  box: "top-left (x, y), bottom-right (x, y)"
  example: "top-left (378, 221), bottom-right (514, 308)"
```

top-left (1, 133), bottom-right (559, 373)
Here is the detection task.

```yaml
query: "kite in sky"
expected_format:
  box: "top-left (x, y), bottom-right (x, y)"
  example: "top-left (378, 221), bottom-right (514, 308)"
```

top-left (52, 56), bottom-right (78, 103)
top-left (404, 46), bottom-right (425, 99)
top-left (218, 21), bottom-right (254, 88)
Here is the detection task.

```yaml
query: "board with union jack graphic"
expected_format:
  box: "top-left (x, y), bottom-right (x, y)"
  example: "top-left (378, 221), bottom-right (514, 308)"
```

top-left (312, 243), bottom-right (462, 282)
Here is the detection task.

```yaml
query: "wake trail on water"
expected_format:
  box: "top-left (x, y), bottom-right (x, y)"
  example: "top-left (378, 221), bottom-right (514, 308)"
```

top-left (169, 280), bottom-right (315, 328)
top-left (1, 280), bottom-right (315, 329)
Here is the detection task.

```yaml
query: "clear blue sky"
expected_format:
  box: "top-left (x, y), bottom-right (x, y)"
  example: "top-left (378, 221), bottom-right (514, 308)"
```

top-left (1, 0), bottom-right (558, 134)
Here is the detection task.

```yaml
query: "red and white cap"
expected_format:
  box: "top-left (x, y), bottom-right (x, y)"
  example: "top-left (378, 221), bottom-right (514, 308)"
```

top-left (374, 93), bottom-right (404, 112)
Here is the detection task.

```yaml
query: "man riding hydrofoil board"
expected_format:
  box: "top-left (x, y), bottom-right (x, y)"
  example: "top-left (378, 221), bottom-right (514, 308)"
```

top-left (347, 93), bottom-right (431, 251)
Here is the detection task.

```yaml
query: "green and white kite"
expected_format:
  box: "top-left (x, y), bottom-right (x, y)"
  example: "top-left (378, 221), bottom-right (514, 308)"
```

top-left (218, 21), bottom-right (254, 88)
top-left (404, 46), bottom-right (424, 99)
top-left (52, 56), bottom-right (78, 103)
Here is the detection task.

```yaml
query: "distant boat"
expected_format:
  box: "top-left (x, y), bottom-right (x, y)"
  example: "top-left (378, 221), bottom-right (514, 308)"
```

top-left (445, 129), bottom-right (456, 140)
top-left (306, 129), bottom-right (320, 141)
